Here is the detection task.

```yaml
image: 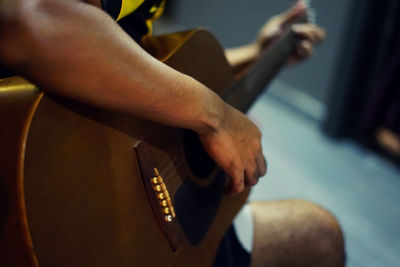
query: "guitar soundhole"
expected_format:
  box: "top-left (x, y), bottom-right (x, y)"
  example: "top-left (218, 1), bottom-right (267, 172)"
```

top-left (182, 130), bottom-right (216, 179)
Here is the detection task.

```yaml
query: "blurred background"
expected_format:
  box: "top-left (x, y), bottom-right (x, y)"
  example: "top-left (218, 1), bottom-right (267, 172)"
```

top-left (154, 0), bottom-right (400, 266)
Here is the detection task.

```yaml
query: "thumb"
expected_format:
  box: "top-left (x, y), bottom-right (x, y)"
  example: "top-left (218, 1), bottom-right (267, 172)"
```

top-left (280, 0), bottom-right (307, 26)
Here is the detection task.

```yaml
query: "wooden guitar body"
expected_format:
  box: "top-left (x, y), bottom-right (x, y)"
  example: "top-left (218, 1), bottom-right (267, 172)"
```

top-left (0, 29), bottom-right (249, 266)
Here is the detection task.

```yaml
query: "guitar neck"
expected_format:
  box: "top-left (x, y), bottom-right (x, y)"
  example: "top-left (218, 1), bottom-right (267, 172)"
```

top-left (222, 2), bottom-right (310, 113)
top-left (222, 28), bottom-right (297, 113)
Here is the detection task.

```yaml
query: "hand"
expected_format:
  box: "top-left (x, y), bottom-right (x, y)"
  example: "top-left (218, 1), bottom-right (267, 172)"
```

top-left (198, 104), bottom-right (267, 195)
top-left (255, 1), bottom-right (326, 64)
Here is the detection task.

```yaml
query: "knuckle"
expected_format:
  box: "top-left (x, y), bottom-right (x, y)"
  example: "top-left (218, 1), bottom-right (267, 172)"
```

top-left (255, 127), bottom-right (262, 137)
top-left (250, 136), bottom-right (262, 149)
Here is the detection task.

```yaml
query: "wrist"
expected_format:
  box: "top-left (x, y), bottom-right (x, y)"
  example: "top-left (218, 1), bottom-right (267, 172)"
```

top-left (195, 90), bottom-right (228, 135)
top-left (183, 73), bottom-right (232, 136)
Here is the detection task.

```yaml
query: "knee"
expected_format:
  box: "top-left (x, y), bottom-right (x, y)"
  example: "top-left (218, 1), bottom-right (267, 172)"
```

top-left (293, 200), bottom-right (346, 267)
top-left (250, 199), bottom-right (346, 267)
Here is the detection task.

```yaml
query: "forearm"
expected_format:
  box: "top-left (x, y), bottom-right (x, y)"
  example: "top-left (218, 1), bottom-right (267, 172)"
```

top-left (0, 0), bottom-right (225, 133)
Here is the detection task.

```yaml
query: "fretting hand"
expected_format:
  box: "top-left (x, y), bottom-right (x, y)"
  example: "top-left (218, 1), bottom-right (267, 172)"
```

top-left (255, 0), bottom-right (326, 64)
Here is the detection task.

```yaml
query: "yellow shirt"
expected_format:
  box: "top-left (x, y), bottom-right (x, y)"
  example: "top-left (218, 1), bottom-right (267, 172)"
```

top-left (102, 0), bottom-right (165, 41)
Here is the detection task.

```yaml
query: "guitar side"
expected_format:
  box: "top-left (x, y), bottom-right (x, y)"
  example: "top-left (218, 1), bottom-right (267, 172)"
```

top-left (0, 76), bottom-right (42, 266)
top-left (0, 29), bottom-right (249, 267)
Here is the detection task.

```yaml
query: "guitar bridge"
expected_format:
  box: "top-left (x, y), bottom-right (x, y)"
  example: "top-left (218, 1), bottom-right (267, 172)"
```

top-left (150, 167), bottom-right (177, 222)
top-left (134, 141), bottom-right (183, 252)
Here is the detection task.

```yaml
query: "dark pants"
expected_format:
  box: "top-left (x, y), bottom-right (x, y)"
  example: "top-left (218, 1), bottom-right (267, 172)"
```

top-left (213, 225), bottom-right (251, 267)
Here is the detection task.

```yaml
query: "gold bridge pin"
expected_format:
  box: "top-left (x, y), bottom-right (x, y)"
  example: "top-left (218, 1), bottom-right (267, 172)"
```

top-left (150, 168), bottom-right (176, 221)
top-left (160, 200), bottom-right (168, 207)
top-left (153, 185), bottom-right (162, 192)
top-left (162, 207), bottom-right (170, 214)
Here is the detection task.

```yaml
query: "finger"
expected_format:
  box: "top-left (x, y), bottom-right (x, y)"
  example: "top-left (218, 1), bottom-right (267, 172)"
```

top-left (292, 24), bottom-right (326, 44)
top-left (296, 40), bottom-right (313, 59)
top-left (314, 26), bottom-right (327, 43)
top-left (245, 163), bottom-right (259, 186)
top-left (280, 1), bottom-right (307, 26)
top-left (225, 169), bottom-right (245, 195)
top-left (292, 24), bottom-right (317, 43)
top-left (256, 153), bottom-right (267, 177)
top-left (289, 40), bottom-right (313, 64)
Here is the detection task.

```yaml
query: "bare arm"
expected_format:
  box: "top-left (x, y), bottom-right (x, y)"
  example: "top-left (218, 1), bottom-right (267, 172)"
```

top-left (0, 0), bottom-right (225, 133)
top-left (0, 0), bottom-right (265, 193)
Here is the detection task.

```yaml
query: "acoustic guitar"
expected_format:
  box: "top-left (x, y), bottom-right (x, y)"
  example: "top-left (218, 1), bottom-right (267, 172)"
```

top-left (0, 7), bottom-right (308, 267)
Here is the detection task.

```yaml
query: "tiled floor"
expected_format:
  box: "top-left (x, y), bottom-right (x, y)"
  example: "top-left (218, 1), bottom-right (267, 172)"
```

top-left (242, 80), bottom-right (400, 267)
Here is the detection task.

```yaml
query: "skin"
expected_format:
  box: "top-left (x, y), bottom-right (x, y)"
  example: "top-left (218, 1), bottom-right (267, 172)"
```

top-left (0, 0), bottom-right (324, 195)
top-left (0, 0), bottom-right (322, 194)
top-left (250, 200), bottom-right (345, 267)
top-left (0, 0), bottom-right (261, 195)
top-left (0, 0), bottom-right (323, 190)
top-left (1, 1), bottom-right (344, 266)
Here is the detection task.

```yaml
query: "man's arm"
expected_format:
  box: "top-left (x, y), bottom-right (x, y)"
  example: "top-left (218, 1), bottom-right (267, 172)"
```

top-left (0, 0), bottom-right (265, 194)
top-left (0, 0), bottom-right (222, 132)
